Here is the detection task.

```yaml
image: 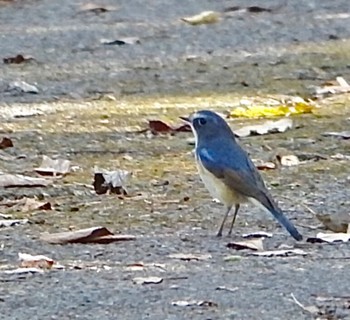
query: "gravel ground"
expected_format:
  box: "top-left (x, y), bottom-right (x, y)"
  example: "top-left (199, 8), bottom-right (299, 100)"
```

top-left (1, 1), bottom-right (350, 320)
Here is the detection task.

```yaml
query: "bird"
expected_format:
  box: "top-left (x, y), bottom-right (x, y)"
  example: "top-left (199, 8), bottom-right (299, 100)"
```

top-left (180, 110), bottom-right (303, 241)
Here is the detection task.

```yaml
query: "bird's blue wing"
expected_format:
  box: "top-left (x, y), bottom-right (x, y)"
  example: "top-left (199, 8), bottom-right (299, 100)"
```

top-left (197, 145), bottom-right (268, 201)
top-left (197, 146), bottom-right (302, 241)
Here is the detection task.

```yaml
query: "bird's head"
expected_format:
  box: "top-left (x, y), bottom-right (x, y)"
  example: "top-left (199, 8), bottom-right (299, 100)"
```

top-left (180, 110), bottom-right (235, 145)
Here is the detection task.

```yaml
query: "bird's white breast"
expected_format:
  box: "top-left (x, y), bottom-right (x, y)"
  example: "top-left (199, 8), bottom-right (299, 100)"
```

top-left (196, 157), bottom-right (246, 207)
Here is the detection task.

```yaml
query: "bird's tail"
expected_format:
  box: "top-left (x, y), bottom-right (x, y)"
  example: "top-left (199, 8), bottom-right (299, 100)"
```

top-left (250, 197), bottom-right (303, 241)
top-left (269, 207), bottom-right (303, 241)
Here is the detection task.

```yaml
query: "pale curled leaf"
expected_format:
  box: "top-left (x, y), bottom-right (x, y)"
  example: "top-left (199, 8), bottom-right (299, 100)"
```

top-left (8, 80), bottom-right (39, 94)
top-left (181, 11), bottom-right (220, 25)
top-left (216, 286), bottom-right (239, 293)
top-left (0, 219), bottom-right (29, 227)
top-left (3, 267), bottom-right (44, 275)
top-left (322, 131), bottom-right (350, 139)
top-left (227, 238), bottom-right (264, 251)
top-left (171, 300), bottom-right (218, 307)
top-left (40, 226), bottom-right (136, 244)
top-left (35, 155), bottom-right (71, 176)
top-left (20, 197), bottom-right (52, 212)
top-left (0, 173), bottom-right (51, 188)
top-left (250, 249), bottom-right (308, 257)
top-left (307, 232), bottom-right (350, 243)
top-left (242, 231), bottom-right (273, 238)
top-left (133, 276), bottom-right (163, 285)
top-left (168, 253), bottom-right (212, 261)
top-left (93, 167), bottom-right (131, 195)
top-left (234, 118), bottom-right (293, 137)
top-left (18, 253), bottom-right (54, 269)
top-left (279, 155), bottom-right (300, 167)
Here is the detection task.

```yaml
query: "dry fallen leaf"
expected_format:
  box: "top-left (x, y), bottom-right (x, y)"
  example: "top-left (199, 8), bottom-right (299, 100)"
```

top-left (101, 37), bottom-right (140, 45)
top-left (20, 197), bottom-right (52, 212)
top-left (93, 167), bottom-right (131, 195)
top-left (18, 253), bottom-right (54, 269)
top-left (254, 160), bottom-right (276, 170)
top-left (250, 249), bottom-right (308, 257)
top-left (0, 173), bottom-right (51, 188)
top-left (3, 54), bottom-right (34, 64)
top-left (3, 267), bottom-right (44, 275)
top-left (242, 231), bottom-right (273, 238)
top-left (322, 131), bottom-right (350, 139)
top-left (314, 76), bottom-right (350, 98)
top-left (307, 232), bottom-right (350, 243)
top-left (40, 226), bottom-right (136, 244)
top-left (227, 238), bottom-right (264, 251)
top-left (79, 3), bottom-right (118, 14)
top-left (7, 80), bottom-right (39, 94)
top-left (34, 155), bottom-right (71, 176)
top-left (132, 276), bottom-right (163, 285)
top-left (0, 137), bottom-right (13, 149)
top-left (181, 11), bottom-right (220, 25)
top-left (215, 286), bottom-right (239, 293)
top-left (148, 120), bottom-right (191, 135)
top-left (230, 96), bottom-right (315, 118)
top-left (224, 6), bottom-right (273, 13)
top-left (171, 300), bottom-right (218, 307)
top-left (316, 212), bottom-right (350, 233)
top-left (234, 118), bottom-right (293, 137)
top-left (0, 219), bottom-right (29, 227)
top-left (278, 154), bottom-right (300, 167)
top-left (168, 253), bottom-right (212, 261)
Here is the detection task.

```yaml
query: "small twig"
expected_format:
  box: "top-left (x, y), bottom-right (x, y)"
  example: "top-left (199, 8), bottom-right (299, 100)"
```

top-left (291, 293), bottom-right (307, 310)
top-left (300, 203), bottom-right (319, 217)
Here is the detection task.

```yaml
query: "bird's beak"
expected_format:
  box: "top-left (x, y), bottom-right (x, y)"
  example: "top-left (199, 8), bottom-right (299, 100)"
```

top-left (179, 116), bottom-right (190, 123)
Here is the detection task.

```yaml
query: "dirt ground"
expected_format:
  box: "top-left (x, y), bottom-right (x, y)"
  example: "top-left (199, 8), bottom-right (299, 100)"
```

top-left (1, 1), bottom-right (350, 319)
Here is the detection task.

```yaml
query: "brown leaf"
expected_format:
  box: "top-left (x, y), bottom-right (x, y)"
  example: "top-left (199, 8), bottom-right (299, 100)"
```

top-left (34, 155), bottom-right (71, 176)
top-left (40, 226), bottom-right (136, 244)
top-left (0, 137), bottom-right (13, 149)
top-left (168, 253), bottom-right (212, 261)
top-left (0, 173), bottom-right (51, 188)
top-left (148, 120), bottom-right (172, 134)
top-left (316, 213), bottom-right (350, 233)
top-left (148, 120), bottom-right (191, 134)
top-left (227, 238), bottom-right (264, 251)
top-left (21, 198), bottom-right (52, 212)
top-left (3, 54), bottom-right (34, 64)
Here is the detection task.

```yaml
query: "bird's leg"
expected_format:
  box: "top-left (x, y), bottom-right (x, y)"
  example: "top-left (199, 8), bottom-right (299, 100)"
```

top-left (217, 205), bottom-right (232, 237)
top-left (228, 204), bottom-right (240, 236)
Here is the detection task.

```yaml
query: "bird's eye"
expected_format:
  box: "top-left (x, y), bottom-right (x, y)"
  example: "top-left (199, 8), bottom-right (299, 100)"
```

top-left (198, 118), bottom-right (207, 126)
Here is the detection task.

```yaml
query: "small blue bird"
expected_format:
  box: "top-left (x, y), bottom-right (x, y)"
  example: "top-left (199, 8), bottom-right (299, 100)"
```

top-left (181, 110), bottom-right (302, 241)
